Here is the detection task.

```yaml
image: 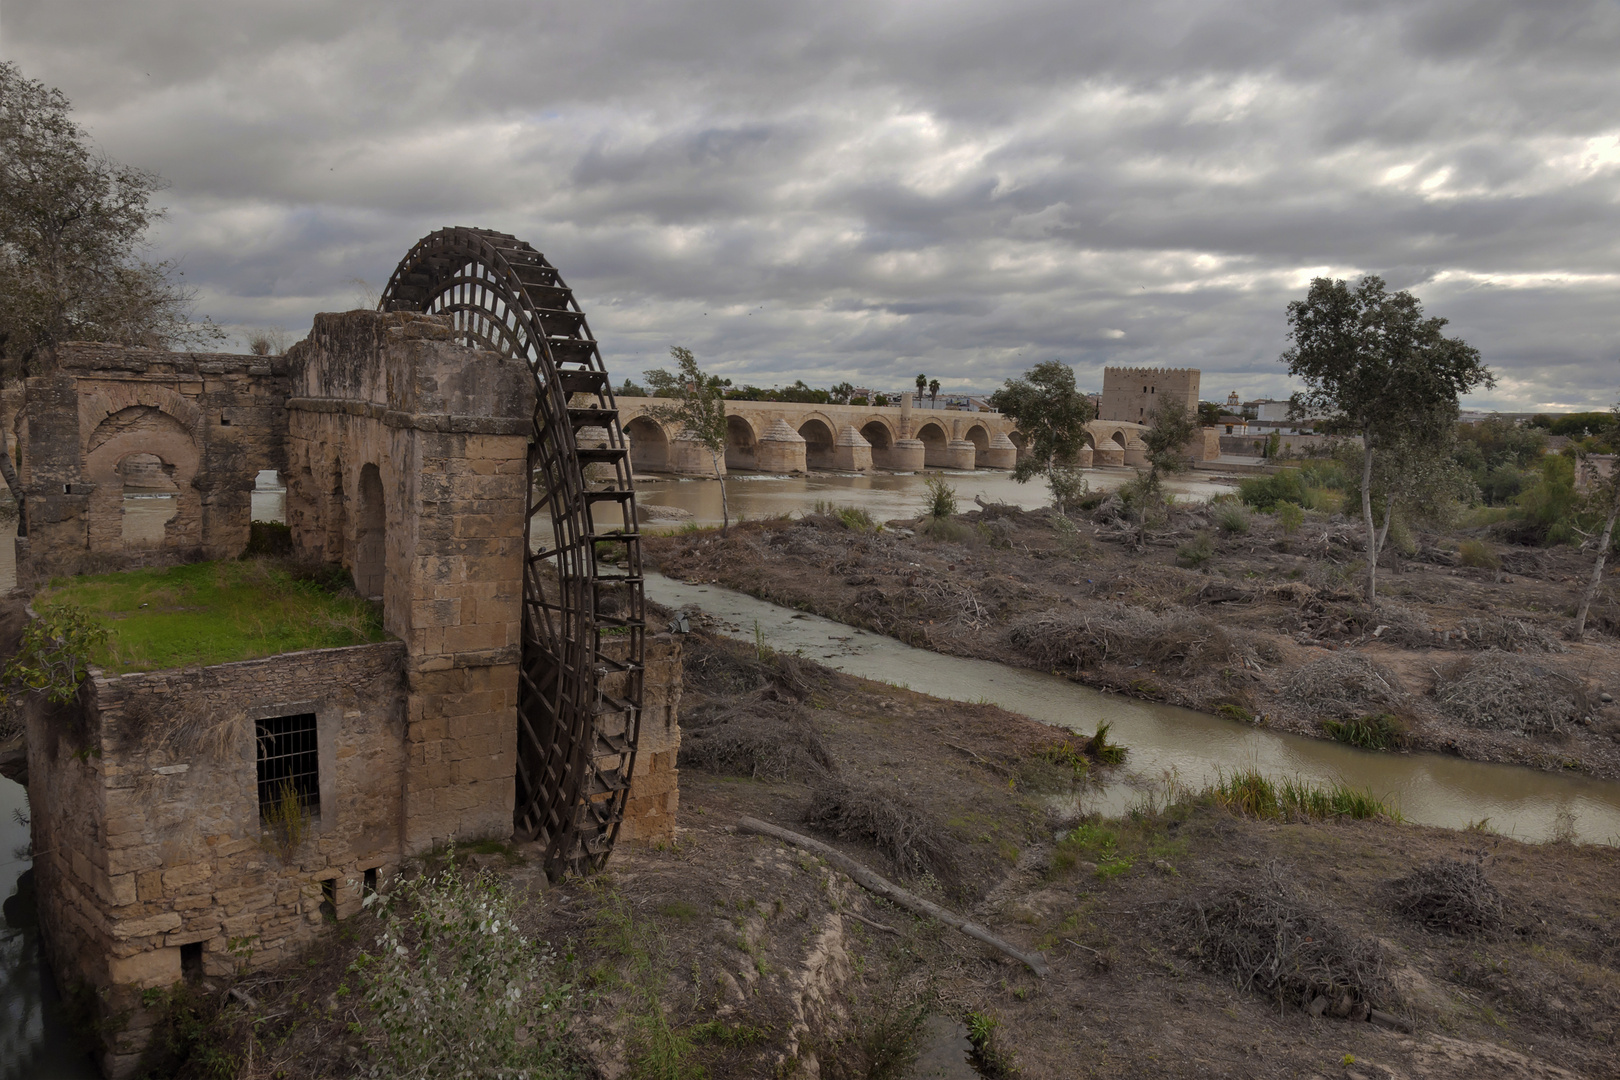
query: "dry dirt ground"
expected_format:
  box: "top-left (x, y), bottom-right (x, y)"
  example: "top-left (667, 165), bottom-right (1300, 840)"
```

top-left (184, 631), bottom-right (1619, 1080)
top-left (645, 500), bottom-right (1620, 781)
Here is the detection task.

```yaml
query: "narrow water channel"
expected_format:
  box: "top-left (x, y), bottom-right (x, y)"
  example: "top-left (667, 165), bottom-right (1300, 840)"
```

top-left (645, 573), bottom-right (1620, 845)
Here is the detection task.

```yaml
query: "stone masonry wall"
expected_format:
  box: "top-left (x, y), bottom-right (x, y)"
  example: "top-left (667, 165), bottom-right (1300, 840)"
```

top-left (17, 346), bottom-right (290, 582)
top-left (27, 641), bottom-right (406, 1077)
top-left (285, 311), bottom-right (534, 851)
top-left (1098, 366), bottom-right (1200, 425)
top-left (615, 633), bottom-right (682, 844)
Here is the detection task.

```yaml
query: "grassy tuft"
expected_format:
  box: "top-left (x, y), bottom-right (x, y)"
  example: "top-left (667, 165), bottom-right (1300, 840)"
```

top-left (1322, 713), bottom-right (1408, 751)
top-left (1208, 768), bottom-right (1399, 822)
top-left (39, 560), bottom-right (386, 673)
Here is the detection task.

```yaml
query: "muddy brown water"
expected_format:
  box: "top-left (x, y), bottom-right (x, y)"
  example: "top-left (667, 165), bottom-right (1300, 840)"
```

top-left (645, 573), bottom-right (1620, 846)
top-left (629, 465), bottom-right (1240, 529)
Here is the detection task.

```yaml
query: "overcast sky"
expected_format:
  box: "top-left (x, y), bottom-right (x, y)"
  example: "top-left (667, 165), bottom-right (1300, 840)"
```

top-left (5, 1), bottom-right (1618, 409)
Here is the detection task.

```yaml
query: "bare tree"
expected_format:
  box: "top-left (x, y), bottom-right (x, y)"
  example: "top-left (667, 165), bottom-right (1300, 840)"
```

top-left (0, 61), bottom-right (221, 506)
top-left (1574, 409), bottom-right (1620, 640)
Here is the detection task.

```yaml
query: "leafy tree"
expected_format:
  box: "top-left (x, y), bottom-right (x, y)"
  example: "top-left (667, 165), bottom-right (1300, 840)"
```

top-left (829, 381), bottom-right (856, 405)
top-left (641, 368), bottom-right (684, 398)
top-left (616, 377), bottom-right (648, 398)
top-left (1283, 275), bottom-right (1493, 601)
top-left (0, 603), bottom-right (107, 735)
top-left (872, 393), bottom-right (889, 407)
top-left (1141, 394), bottom-right (1198, 487)
top-left (0, 61), bottom-right (221, 506)
top-left (1197, 401), bottom-right (1223, 426)
top-left (648, 346), bottom-right (731, 531)
top-left (990, 360), bottom-right (1094, 515)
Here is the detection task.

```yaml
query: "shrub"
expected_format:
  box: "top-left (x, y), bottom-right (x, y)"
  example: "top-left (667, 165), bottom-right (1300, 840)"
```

top-left (242, 519), bottom-right (292, 557)
top-left (1238, 470), bottom-right (1307, 511)
top-left (1275, 501), bottom-right (1304, 534)
top-left (922, 475), bottom-right (957, 520)
top-left (1175, 531), bottom-right (1214, 568)
top-left (354, 862), bottom-right (577, 1079)
top-left (1321, 713), bottom-right (1408, 751)
top-left (1214, 503), bottom-right (1250, 535)
top-left (1457, 539), bottom-right (1500, 570)
top-left (835, 505), bottom-right (878, 532)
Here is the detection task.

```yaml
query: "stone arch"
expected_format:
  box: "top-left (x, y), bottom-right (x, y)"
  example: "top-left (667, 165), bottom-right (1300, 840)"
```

top-left (79, 384), bottom-right (201, 449)
top-left (1110, 429), bottom-right (1128, 449)
top-left (964, 423), bottom-right (991, 467)
top-left (859, 420), bottom-right (893, 450)
top-left (624, 416), bottom-right (671, 472)
top-left (117, 453), bottom-right (180, 546)
top-left (798, 417), bottom-right (836, 470)
top-left (354, 463), bottom-right (386, 601)
top-left (914, 420), bottom-right (948, 468)
top-left (83, 406), bottom-right (201, 553)
top-left (724, 414), bottom-right (759, 471)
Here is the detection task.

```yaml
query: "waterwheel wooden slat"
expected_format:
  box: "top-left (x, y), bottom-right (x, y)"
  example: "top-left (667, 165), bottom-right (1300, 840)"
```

top-left (380, 227), bottom-right (644, 878)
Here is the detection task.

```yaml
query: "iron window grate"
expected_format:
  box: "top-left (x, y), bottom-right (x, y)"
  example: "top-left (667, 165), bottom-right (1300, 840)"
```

top-left (256, 713), bottom-right (319, 820)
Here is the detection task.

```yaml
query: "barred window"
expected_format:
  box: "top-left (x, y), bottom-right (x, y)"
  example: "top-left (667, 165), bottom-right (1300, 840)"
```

top-left (256, 713), bottom-right (319, 819)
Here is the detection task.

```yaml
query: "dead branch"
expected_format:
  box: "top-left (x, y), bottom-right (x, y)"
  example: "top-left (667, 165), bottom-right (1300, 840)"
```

top-left (737, 815), bottom-right (1050, 977)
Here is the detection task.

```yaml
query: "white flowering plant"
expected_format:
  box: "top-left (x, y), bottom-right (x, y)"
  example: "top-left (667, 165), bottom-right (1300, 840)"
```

top-left (351, 859), bottom-right (579, 1079)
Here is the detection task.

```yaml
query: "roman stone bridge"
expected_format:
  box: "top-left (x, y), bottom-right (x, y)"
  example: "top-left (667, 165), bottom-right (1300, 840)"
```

top-left (613, 396), bottom-right (1178, 474)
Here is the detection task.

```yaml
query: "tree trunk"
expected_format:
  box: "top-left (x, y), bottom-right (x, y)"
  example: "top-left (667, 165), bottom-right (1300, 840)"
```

top-left (1361, 438), bottom-right (1378, 602)
top-left (1377, 496), bottom-right (1398, 567)
top-left (1573, 480), bottom-right (1620, 640)
top-left (712, 451), bottom-right (729, 534)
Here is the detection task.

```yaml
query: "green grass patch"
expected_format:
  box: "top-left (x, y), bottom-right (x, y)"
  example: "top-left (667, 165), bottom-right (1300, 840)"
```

top-left (1321, 713), bottom-right (1408, 751)
top-left (1207, 768), bottom-right (1400, 822)
top-left (38, 560), bottom-right (387, 673)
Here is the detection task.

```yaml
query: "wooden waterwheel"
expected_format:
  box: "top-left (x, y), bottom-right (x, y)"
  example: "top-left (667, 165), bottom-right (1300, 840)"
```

top-left (380, 227), bottom-right (645, 877)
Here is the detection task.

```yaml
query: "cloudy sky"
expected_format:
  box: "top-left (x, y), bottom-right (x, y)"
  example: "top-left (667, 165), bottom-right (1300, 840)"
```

top-left (5, 0), bottom-right (1618, 409)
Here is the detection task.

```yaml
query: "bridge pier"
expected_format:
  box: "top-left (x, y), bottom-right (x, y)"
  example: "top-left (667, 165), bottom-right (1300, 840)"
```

top-left (832, 425), bottom-right (872, 471)
top-left (943, 439), bottom-right (978, 470)
top-left (670, 433), bottom-right (724, 476)
top-left (756, 419), bottom-right (807, 473)
top-left (984, 432), bottom-right (1017, 469)
top-left (885, 438), bottom-right (925, 471)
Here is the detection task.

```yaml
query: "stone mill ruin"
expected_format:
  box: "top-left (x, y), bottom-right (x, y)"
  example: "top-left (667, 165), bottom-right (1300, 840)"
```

top-left (14, 228), bottom-right (682, 1076)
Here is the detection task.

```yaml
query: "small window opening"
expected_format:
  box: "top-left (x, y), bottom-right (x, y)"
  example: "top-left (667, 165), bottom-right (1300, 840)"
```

top-left (256, 713), bottom-right (319, 821)
top-left (363, 867), bottom-right (379, 896)
top-left (252, 469), bottom-right (286, 525)
top-left (181, 941), bottom-right (203, 981)
top-left (319, 877), bottom-right (337, 922)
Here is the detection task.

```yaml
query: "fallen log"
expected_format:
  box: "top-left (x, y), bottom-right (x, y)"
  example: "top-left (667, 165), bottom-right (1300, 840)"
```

top-left (736, 815), bottom-right (1050, 977)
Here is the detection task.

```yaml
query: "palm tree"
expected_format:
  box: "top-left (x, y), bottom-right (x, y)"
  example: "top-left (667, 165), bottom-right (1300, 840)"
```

top-left (928, 378), bottom-right (941, 407)
top-left (915, 373), bottom-right (927, 406)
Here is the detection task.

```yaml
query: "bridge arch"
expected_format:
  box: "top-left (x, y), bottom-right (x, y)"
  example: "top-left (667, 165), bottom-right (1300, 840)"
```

top-left (724, 414), bottom-right (760, 471)
top-left (914, 420), bottom-right (948, 468)
top-left (797, 415), bottom-right (837, 470)
top-left (963, 422), bottom-right (991, 467)
top-left (624, 415), bottom-right (671, 472)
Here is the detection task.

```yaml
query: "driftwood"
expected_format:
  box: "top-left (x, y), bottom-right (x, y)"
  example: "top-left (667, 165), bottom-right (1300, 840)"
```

top-left (736, 815), bottom-right (1049, 977)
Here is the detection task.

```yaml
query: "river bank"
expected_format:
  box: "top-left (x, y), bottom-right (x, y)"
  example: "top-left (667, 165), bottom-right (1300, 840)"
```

top-left (182, 623), bottom-right (1617, 1080)
top-left (645, 499), bottom-right (1620, 787)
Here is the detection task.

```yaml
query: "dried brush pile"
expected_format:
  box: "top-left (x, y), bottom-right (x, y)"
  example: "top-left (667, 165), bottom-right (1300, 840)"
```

top-left (1007, 603), bottom-right (1242, 676)
top-left (1391, 857), bottom-right (1506, 936)
top-left (1432, 652), bottom-right (1589, 734)
top-left (680, 697), bottom-right (835, 781)
top-left (1284, 653), bottom-right (1406, 719)
top-left (1450, 616), bottom-right (1563, 653)
top-left (1368, 603), bottom-right (1435, 648)
top-left (804, 777), bottom-right (960, 883)
top-left (1166, 866), bottom-right (1393, 1009)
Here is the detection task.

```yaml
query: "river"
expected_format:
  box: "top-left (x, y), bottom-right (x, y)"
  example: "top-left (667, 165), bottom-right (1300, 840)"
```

top-left (644, 573), bottom-right (1620, 846)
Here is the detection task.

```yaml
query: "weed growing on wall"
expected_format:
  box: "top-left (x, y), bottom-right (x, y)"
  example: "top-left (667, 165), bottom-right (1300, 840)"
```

top-left (259, 779), bottom-right (313, 861)
top-left (352, 860), bottom-right (579, 1079)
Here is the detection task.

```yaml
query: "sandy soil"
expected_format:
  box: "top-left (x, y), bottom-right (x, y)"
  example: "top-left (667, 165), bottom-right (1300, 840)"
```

top-left (186, 630), bottom-right (1620, 1080)
top-left (645, 501), bottom-right (1620, 781)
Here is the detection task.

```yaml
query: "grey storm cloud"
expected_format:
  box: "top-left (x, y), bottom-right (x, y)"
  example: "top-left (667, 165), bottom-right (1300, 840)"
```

top-left (5, 0), bottom-right (1619, 408)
